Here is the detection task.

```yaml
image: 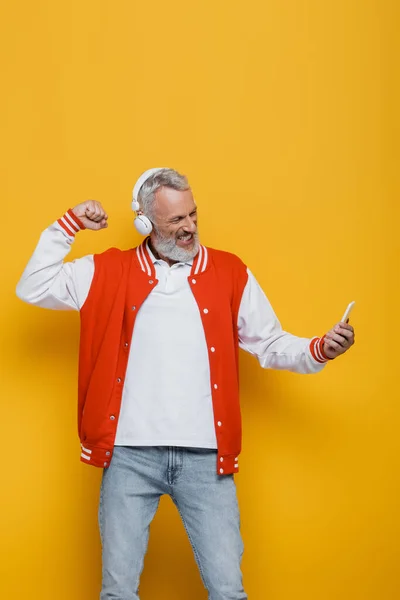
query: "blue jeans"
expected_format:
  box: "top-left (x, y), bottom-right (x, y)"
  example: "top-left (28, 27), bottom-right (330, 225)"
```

top-left (99, 446), bottom-right (247, 600)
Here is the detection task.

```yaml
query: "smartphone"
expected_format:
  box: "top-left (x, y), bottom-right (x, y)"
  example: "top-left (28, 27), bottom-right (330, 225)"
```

top-left (341, 301), bottom-right (355, 323)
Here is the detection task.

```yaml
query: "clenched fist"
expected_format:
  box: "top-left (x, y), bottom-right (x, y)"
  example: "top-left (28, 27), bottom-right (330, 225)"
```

top-left (72, 200), bottom-right (108, 231)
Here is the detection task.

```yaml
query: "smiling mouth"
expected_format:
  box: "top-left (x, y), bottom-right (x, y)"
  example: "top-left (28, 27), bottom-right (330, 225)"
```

top-left (177, 233), bottom-right (194, 244)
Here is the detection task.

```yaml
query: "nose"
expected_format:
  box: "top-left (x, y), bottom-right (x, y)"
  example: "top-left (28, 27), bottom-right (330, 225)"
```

top-left (183, 216), bottom-right (197, 233)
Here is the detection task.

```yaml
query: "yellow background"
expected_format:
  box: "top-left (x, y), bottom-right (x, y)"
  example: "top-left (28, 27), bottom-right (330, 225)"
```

top-left (1, 1), bottom-right (398, 598)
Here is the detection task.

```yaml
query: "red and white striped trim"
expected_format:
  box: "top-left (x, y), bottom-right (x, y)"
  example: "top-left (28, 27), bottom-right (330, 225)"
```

top-left (191, 245), bottom-right (208, 275)
top-left (136, 238), bottom-right (156, 278)
top-left (135, 239), bottom-right (207, 276)
top-left (57, 209), bottom-right (86, 237)
top-left (310, 336), bottom-right (330, 363)
top-left (80, 443), bottom-right (92, 461)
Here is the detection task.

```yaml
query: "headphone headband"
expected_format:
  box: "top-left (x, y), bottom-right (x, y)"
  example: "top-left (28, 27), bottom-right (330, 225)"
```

top-left (132, 167), bottom-right (167, 206)
top-left (131, 167), bottom-right (168, 235)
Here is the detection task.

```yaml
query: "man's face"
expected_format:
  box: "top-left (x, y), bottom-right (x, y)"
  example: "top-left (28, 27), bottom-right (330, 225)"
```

top-left (149, 187), bottom-right (199, 262)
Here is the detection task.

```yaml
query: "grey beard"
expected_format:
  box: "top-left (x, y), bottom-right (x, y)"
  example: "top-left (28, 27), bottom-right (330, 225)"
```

top-left (152, 229), bottom-right (200, 262)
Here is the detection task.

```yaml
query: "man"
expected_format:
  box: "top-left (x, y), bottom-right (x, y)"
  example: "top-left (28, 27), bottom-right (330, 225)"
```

top-left (16, 167), bottom-right (355, 600)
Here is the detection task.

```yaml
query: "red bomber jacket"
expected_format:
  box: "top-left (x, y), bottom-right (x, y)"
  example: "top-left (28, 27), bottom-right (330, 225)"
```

top-left (78, 239), bottom-right (249, 476)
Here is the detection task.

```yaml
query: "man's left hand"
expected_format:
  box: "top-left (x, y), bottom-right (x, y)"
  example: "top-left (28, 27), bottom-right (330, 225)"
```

top-left (323, 322), bottom-right (355, 360)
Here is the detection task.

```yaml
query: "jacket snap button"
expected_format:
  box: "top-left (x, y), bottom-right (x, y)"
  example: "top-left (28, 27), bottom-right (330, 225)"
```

top-left (217, 421), bottom-right (222, 427)
top-left (110, 415), bottom-right (115, 421)
top-left (132, 306), bottom-right (136, 311)
top-left (210, 347), bottom-right (215, 353)
top-left (220, 457), bottom-right (224, 463)
top-left (192, 278), bottom-right (196, 284)
top-left (219, 468), bottom-right (224, 474)
top-left (106, 451), bottom-right (111, 456)
top-left (203, 308), bottom-right (208, 314)
top-left (214, 384), bottom-right (218, 389)
top-left (149, 280), bottom-right (153, 284)
top-left (104, 462), bottom-right (108, 467)
top-left (117, 378), bottom-right (121, 383)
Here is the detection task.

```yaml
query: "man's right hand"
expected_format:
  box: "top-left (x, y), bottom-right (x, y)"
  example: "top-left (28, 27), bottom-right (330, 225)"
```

top-left (72, 200), bottom-right (108, 231)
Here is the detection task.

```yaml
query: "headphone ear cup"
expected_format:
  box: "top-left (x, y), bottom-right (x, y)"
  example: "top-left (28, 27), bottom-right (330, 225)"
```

top-left (134, 215), bottom-right (153, 235)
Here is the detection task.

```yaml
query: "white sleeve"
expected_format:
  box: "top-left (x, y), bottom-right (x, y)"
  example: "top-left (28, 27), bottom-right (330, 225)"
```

top-left (16, 212), bottom-right (94, 311)
top-left (237, 269), bottom-right (328, 374)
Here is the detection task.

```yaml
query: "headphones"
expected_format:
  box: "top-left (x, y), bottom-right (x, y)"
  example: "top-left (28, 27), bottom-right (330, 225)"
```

top-left (131, 167), bottom-right (167, 235)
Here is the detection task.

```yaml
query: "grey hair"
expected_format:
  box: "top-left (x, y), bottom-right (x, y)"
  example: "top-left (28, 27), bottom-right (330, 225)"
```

top-left (138, 168), bottom-right (190, 219)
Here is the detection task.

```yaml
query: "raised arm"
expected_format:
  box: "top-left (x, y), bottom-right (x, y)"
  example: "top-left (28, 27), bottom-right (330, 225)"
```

top-left (16, 201), bottom-right (108, 311)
